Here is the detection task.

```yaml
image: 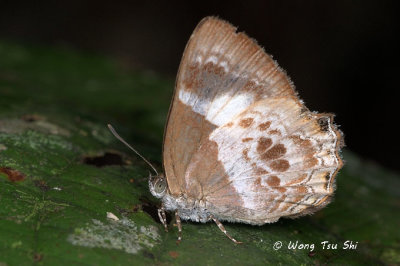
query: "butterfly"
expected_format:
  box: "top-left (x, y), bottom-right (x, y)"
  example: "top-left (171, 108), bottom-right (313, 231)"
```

top-left (109, 16), bottom-right (343, 244)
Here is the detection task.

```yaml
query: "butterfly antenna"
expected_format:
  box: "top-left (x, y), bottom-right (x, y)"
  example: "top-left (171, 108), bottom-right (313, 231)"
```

top-left (107, 124), bottom-right (159, 176)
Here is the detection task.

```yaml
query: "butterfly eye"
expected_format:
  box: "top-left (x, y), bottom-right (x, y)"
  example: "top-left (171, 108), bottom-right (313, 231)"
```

top-left (154, 178), bottom-right (167, 194)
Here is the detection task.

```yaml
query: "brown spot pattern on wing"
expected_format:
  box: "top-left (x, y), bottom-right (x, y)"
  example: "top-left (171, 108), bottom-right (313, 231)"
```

top-left (268, 129), bottom-right (281, 136)
top-left (296, 186), bottom-right (308, 194)
top-left (204, 62), bottom-right (226, 76)
top-left (242, 148), bottom-right (250, 161)
top-left (182, 63), bottom-right (204, 90)
top-left (255, 167), bottom-right (268, 175)
top-left (261, 144), bottom-right (286, 161)
top-left (269, 159), bottom-right (290, 172)
top-left (256, 137), bottom-right (272, 154)
top-left (266, 175), bottom-right (280, 187)
top-left (258, 122), bottom-right (271, 131)
top-left (239, 118), bottom-right (254, 128)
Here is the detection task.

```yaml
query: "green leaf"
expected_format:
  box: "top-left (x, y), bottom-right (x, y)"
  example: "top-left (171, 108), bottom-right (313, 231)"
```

top-left (1, 40), bottom-right (399, 265)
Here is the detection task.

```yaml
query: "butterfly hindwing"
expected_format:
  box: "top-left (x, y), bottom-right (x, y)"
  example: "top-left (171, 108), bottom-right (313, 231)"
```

top-left (205, 96), bottom-right (342, 223)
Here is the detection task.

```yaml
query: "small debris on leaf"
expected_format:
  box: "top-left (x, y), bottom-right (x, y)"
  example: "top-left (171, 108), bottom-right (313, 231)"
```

top-left (107, 212), bottom-right (120, 221)
top-left (0, 167), bottom-right (25, 182)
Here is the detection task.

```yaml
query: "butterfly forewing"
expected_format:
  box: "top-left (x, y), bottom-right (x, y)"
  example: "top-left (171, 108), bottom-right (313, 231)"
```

top-left (163, 17), bottom-right (343, 224)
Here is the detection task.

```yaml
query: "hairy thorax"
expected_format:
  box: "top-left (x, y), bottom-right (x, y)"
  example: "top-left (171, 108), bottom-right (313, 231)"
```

top-left (162, 193), bottom-right (210, 223)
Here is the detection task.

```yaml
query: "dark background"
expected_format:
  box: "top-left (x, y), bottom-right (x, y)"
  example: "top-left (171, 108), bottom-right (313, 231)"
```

top-left (0, 1), bottom-right (398, 172)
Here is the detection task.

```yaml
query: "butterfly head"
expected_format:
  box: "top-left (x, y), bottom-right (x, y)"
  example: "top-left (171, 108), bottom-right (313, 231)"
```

top-left (149, 173), bottom-right (168, 199)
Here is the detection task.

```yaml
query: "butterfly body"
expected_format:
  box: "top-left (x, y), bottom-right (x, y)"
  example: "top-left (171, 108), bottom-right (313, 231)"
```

top-left (163, 194), bottom-right (209, 223)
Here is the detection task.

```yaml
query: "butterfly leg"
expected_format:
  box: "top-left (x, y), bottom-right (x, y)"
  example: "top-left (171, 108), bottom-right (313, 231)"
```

top-left (158, 205), bottom-right (168, 232)
top-left (209, 215), bottom-right (242, 244)
top-left (175, 210), bottom-right (182, 244)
